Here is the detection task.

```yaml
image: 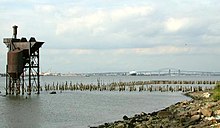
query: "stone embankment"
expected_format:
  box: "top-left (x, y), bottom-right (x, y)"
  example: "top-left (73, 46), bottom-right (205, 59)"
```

top-left (93, 91), bottom-right (220, 128)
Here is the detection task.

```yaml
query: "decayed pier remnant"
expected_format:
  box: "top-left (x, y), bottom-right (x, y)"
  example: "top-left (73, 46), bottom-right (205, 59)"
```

top-left (3, 25), bottom-right (44, 95)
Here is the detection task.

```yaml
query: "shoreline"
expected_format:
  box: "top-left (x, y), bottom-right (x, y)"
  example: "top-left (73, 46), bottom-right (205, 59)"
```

top-left (92, 91), bottom-right (220, 128)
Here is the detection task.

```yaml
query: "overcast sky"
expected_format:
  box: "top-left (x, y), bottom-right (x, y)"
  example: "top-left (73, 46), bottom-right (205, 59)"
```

top-left (1, 0), bottom-right (220, 73)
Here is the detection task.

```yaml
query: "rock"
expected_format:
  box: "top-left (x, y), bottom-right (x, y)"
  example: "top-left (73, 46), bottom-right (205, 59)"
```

top-left (134, 123), bottom-right (146, 128)
top-left (190, 114), bottom-right (201, 122)
top-left (127, 123), bottom-right (135, 128)
top-left (50, 91), bottom-right (56, 94)
top-left (133, 118), bottom-right (142, 123)
top-left (202, 92), bottom-right (210, 98)
top-left (104, 123), bottom-right (110, 127)
top-left (129, 118), bottom-right (136, 124)
top-left (215, 115), bottom-right (220, 121)
top-left (140, 112), bottom-right (147, 116)
top-left (123, 115), bottom-right (129, 120)
top-left (205, 116), bottom-right (216, 121)
top-left (207, 102), bottom-right (217, 108)
top-left (161, 118), bottom-right (169, 123)
top-left (149, 111), bottom-right (157, 116)
top-left (157, 110), bottom-right (172, 118)
top-left (181, 100), bottom-right (188, 105)
top-left (210, 123), bottom-right (220, 128)
top-left (96, 91), bottom-right (220, 128)
top-left (147, 117), bottom-right (153, 123)
top-left (140, 115), bottom-right (149, 121)
top-left (215, 110), bottom-right (220, 115)
top-left (179, 116), bottom-right (187, 123)
top-left (201, 108), bottom-right (212, 117)
top-left (177, 111), bottom-right (186, 117)
top-left (115, 123), bottom-right (125, 128)
top-left (201, 115), bottom-right (204, 118)
top-left (191, 110), bottom-right (199, 116)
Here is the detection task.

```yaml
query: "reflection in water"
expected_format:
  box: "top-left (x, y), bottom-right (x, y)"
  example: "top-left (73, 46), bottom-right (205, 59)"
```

top-left (4, 95), bottom-right (41, 128)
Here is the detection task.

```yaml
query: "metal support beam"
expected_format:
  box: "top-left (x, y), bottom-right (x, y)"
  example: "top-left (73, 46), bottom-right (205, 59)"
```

top-left (5, 65), bottom-right (8, 95)
top-left (37, 50), bottom-right (40, 94)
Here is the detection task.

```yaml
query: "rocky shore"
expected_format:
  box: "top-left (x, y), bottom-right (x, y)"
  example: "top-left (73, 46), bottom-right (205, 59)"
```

top-left (93, 91), bottom-right (220, 128)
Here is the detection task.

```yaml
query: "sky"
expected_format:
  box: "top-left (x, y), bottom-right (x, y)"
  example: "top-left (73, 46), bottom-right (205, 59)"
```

top-left (0, 0), bottom-right (220, 73)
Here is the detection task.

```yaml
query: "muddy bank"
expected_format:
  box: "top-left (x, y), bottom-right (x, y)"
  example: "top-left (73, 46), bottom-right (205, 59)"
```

top-left (92, 91), bottom-right (220, 128)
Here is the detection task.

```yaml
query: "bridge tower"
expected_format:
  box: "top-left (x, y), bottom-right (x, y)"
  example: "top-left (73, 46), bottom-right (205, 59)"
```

top-left (3, 25), bottom-right (44, 95)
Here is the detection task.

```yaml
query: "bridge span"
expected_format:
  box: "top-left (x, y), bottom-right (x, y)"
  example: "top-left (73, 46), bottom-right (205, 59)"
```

top-left (136, 68), bottom-right (220, 76)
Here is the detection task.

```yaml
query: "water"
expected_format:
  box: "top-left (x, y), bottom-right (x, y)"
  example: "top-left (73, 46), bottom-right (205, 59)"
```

top-left (0, 91), bottom-right (190, 128)
top-left (0, 75), bottom-right (219, 128)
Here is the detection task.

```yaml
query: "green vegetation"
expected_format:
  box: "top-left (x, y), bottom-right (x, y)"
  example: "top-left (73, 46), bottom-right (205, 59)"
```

top-left (212, 83), bottom-right (220, 101)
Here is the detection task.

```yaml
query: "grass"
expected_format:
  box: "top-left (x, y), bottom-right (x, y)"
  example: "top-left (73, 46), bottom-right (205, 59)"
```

top-left (212, 83), bottom-right (220, 101)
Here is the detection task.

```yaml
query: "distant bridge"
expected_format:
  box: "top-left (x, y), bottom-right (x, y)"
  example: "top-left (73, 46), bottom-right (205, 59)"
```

top-left (137, 68), bottom-right (220, 76)
top-left (79, 68), bottom-right (220, 77)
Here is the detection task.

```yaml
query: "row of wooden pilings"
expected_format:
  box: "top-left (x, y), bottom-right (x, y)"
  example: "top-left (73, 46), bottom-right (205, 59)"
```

top-left (42, 80), bottom-right (218, 93)
top-left (8, 80), bottom-right (219, 94)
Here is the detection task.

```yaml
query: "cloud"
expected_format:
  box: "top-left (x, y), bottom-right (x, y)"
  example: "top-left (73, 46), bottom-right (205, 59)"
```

top-left (34, 4), bottom-right (55, 13)
top-left (63, 46), bottom-right (220, 57)
top-left (164, 17), bottom-right (189, 32)
top-left (55, 5), bottom-right (153, 35)
top-left (133, 46), bottom-right (190, 55)
top-left (69, 49), bottom-right (94, 55)
top-left (110, 6), bottom-right (153, 22)
top-left (1, 0), bottom-right (220, 72)
top-left (40, 45), bottom-right (220, 73)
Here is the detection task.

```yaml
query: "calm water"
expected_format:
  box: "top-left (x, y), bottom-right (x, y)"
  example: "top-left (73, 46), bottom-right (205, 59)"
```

top-left (0, 76), bottom-right (219, 128)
